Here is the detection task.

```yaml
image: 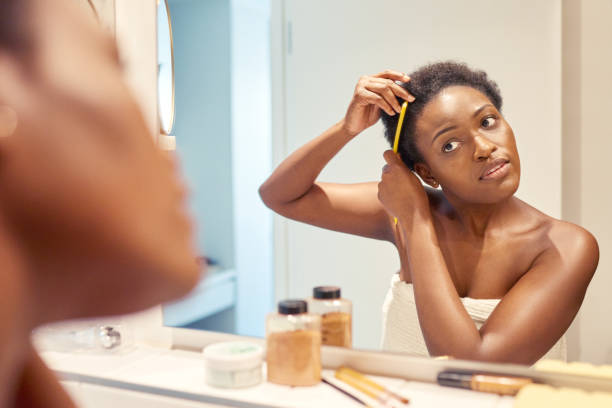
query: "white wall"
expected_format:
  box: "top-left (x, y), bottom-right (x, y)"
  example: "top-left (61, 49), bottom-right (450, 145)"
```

top-left (562, 0), bottom-right (612, 364)
top-left (114, 0), bottom-right (158, 137)
top-left (276, 0), bottom-right (562, 350)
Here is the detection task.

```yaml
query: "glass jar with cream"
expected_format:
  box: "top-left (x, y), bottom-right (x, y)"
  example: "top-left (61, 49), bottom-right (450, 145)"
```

top-left (266, 299), bottom-right (321, 386)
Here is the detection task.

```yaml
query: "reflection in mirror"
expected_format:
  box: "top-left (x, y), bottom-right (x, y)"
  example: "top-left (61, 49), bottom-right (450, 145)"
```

top-left (164, 0), bottom-right (612, 368)
top-left (162, 0), bottom-right (273, 338)
top-left (157, 0), bottom-right (175, 135)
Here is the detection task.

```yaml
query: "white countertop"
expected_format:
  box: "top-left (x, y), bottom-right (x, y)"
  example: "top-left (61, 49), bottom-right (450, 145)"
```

top-left (42, 346), bottom-right (515, 408)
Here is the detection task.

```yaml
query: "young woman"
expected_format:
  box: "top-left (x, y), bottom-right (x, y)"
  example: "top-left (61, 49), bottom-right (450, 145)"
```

top-left (259, 62), bottom-right (598, 365)
top-left (0, 0), bottom-right (200, 405)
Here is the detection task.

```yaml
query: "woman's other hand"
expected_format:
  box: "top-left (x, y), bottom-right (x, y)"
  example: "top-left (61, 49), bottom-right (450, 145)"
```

top-left (341, 70), bottom-right (414, 137)
top-left (378, 150), bottom-right (429, 223)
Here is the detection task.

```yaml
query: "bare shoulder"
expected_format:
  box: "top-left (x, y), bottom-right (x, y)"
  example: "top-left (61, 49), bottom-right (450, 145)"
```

top-left (498, 199), bottom-right (599, 286)
top-left (513, 199), bottom-right (598, 261)
top-left (529, 216), bottom-right (600, 288)
top-left (547, 219), bottom-right (599, 270)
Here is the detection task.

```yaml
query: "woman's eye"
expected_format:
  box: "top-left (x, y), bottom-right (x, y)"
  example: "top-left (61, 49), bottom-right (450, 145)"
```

top-left (482, 117), bottom-right (496, 128)
top-left (442, 141), bottom-right (460, 153)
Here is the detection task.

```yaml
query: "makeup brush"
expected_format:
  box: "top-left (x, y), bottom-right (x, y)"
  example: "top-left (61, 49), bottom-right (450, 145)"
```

top-left (335, 367), bottom-right (410, 405)
top-left (322, 378), bottom-right (374, 407)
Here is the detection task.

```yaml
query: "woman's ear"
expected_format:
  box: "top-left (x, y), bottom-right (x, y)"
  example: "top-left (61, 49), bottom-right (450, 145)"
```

top-left (0, 105), bottom-right (18, 138)
top-left (414, 162), bottom-right (439, 188)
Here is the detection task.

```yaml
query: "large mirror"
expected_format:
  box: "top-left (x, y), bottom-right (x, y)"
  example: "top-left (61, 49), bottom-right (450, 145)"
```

top-left (162, 0), bottom-right (612, 368)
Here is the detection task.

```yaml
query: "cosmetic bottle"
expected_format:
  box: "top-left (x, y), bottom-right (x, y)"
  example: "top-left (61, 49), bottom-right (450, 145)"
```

top-left (266, 299), bottom-right (321, 386)
top-left (308, 286), bottom-right (352, 348)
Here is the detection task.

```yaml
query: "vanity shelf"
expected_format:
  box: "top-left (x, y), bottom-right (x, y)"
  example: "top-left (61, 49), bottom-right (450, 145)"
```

top-left (43, 346), bottom-right (515, 408)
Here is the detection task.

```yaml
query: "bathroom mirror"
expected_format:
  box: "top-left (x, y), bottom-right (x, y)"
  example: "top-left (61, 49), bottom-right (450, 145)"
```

top-left (157, 0), bottom-right (175, 136)
top-left (163, 0), bottom-right (612, 367)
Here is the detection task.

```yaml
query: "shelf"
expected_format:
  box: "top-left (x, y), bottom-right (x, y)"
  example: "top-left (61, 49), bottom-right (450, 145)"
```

top-left (163, 267), bottom-right (237, 327)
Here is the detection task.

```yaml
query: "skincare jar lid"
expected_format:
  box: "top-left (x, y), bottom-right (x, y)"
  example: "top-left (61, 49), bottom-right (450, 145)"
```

top-left (278, 299), bottom-right (307, 315)
top-left (313, 286), bottom-right (341, 299)
top-left (203, 341), bottom-right (264, 371)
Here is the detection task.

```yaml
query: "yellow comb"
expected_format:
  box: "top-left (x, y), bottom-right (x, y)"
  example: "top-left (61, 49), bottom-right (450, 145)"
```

top-left (393, 101), bottom-right (408, 153)
top-left (392, 101), bottom-right (408, 225)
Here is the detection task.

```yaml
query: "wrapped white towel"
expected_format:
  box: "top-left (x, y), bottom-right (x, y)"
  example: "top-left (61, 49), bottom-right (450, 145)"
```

top-left (381, 273), bottom-right (567, 362)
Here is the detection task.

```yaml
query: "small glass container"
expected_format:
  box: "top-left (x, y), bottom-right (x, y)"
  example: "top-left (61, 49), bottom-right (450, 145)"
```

top-left (203, 341), bottom-right (264, 388)
top-left (308, 286), bottom-right (352, 348)
top-left (266, 299), bottom-right (321, 386)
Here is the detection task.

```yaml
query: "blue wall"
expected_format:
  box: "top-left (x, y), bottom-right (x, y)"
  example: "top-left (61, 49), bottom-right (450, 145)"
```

top-left (164, 0), bottom-right (273, 338)
top-left (169, 0), bottom-right (235, 269)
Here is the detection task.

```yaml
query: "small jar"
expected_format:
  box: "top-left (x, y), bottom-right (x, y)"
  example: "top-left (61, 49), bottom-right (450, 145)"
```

top-left (203, 341), bottom-right (264, 388)
top-left (266, 299), bottom-right (321, 386)
top-left (308, 286), bottom-right (352, 348)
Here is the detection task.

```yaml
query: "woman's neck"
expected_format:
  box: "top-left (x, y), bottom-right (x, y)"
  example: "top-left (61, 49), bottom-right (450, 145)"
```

top-left (438, 190), bottom-right (516, 238)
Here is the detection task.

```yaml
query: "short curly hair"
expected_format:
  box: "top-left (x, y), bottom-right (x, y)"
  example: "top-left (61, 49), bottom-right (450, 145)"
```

top-left (380, 61), bottom-right (502, 170)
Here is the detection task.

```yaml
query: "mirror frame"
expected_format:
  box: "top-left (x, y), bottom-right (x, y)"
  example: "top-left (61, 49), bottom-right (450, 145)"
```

top-left (158, 0), bottom-right (176, 136)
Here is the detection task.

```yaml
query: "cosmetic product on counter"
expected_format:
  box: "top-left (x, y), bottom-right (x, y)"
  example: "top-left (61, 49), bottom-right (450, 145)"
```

top-left (203, 341), bottom-right (264, 388)
top-left (308, 286), bottom-right (352, 348)
top-left (437, 370), bottom-right (533, 396)
top-left (335, 367), bottom-right (410, 405)
top-left (322, 378), bottom-right (373, 407)
top-left (33, 321), bottom-right (133, 354)
top-left (514, 384), bottom-right (612, 408)
top-left (266, 299), bottom-right (322, 386)
top-left (534, 359), bottom-right (612, 379)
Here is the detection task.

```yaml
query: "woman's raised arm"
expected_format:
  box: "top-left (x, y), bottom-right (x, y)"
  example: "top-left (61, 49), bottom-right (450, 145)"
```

top-left (259, 70), bottom-right (414, 241)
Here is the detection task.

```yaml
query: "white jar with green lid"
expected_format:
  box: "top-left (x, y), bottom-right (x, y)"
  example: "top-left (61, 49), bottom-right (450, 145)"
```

top-left (202, 341), bottom-right (264, 388)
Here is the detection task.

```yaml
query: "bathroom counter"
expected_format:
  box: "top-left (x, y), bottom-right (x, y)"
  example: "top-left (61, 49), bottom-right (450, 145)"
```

top-left (42, 346), bottom-right (515, 408)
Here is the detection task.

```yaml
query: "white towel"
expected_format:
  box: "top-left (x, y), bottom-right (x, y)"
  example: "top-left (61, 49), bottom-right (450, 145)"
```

top-left (381, 273), bottom-right (567, 362)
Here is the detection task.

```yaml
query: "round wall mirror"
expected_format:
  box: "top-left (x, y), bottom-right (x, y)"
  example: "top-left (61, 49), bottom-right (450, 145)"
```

top-left (158, 0), bottom-right (175, 136)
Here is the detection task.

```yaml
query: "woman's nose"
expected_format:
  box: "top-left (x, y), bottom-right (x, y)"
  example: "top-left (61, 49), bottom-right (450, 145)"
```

top-left (473, 134), bottom-right (497, 161)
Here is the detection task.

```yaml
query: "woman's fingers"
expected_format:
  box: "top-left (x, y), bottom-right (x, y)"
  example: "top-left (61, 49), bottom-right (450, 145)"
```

top-left (373, 69), bottom-right (410, 82)
top-left (387, 81), bottom-right (415, 103)
top-left (383, 149), bottom-right (403, 164)
top-left (366, 78), bottom-right (415, 112)
top-left (365, 81), bottom-right (402, 113)
top-left (352, 71), bottom-right (416, 119)
top-left (372, 78), bottom-right (415, 102)
top-left (357, 88), bottom-right (395, 115)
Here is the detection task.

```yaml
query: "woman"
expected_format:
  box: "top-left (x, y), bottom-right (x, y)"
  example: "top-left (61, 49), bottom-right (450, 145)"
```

top-left (259, 62), bottom-right (598, 365)
top-left (0, 0), bottom-right (199, 406)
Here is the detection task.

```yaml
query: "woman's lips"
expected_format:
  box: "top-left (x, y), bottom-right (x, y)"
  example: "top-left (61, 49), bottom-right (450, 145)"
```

top-left (480, 161), bottom-right (510, 180)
